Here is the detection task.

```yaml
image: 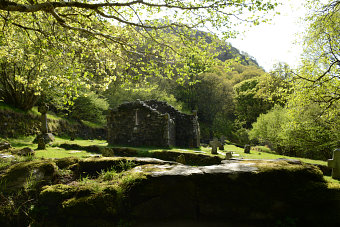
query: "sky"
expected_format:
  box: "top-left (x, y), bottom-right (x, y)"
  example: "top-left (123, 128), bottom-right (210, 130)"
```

top-left (228, 0), bottom-right (309, 72)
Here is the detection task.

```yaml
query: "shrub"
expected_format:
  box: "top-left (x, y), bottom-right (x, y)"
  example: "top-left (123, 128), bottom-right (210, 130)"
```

top-left (70, 92), bottom-right (109, 124)
top-left (250, 105), bottom-right (340, 160)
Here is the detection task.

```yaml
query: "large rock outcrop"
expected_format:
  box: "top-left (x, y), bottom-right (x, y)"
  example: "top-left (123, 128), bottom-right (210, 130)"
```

top-left (32, 159), bottom-right (340, 227)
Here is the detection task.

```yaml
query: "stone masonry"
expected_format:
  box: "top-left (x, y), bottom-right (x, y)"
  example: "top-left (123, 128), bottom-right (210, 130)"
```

top-left (107, 100), bottom-right (200, 148)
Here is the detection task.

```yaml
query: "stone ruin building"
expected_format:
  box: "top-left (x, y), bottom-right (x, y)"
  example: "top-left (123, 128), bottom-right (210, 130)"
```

top-left (107, 100), bottom-right (200, 148)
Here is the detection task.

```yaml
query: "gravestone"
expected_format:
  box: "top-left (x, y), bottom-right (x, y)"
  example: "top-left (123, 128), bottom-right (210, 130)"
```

top-left (37, 137), bottom-right (46, 150)
top-left (328, 149), bottom-right (340, 179)
top-left (219, 136), bottom-right (226, 150)
top-left (39, 104), bottom-right (49, 134)
top-left (209, 138), bottom-right (222, 155)
top-left (244, 144), bottom-right (251, 154)
top-left (34, 104), bottom-right (55, 146)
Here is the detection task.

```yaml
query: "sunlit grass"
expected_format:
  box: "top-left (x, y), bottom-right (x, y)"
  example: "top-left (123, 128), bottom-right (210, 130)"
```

top-left (2, 136), bottom-right (103, 159)
top-left (221, 144), bottom-right (327, 166)
top-left (1, 135), bottom-right (328, 166)
top-left (35, 147), bottom-right (94, 159)
top-left (6, 136), bottom-right (36, 149)
top-left (54, 137), bottom-right (107, 147)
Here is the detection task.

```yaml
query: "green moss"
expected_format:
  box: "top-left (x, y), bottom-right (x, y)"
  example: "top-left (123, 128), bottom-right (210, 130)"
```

top-left (55, 157), bottom-right (79, 169)
top-left (324, 176), bottom-right (340, 189)
top-left (0, 158), bottom-right (12, 170)
top-left (73, 157), bottom-right (137, 176)
top-left (39, 184), bottom-right (76, 206)
top-left (2, 160), bottom-right (58, 193)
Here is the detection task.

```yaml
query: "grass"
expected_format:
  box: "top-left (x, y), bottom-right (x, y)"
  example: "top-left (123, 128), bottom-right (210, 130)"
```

top-left (5, 136), bottom-right (37, 149)
top-left (215, 144), bottom-right (327, 166)
top-left (1, 136), bottom-right (105, 159)
top-left (81, 120), bottom-right (106, 129)
top-left (35, 147), bottom-right (93, 159)
top-left (54, 136), bottom-right (107, 147)
top-left (1, 135), bottom-right (328, 166)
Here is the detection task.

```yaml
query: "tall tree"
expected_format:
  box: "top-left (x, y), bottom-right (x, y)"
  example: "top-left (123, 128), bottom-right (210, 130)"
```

top-left (0, 0), bottom-right (278, 108)
top-left (292, 0), bottom-right (340, 116)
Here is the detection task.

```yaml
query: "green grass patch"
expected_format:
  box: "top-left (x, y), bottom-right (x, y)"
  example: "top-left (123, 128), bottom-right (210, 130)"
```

top-left (5, 136), bottom-right (36, 149)
top-left (34, 147), bottom-right (94, 159)
top-left (54, 137), bottom-right (107, 147)
top-left (2, 136), bottom-right (104, 159)
top-left (218, 144), bottom-right (327, 166)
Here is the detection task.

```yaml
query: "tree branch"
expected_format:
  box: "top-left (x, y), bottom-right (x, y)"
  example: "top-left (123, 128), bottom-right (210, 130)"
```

top-left (0, 0), bottom-right (226, 13)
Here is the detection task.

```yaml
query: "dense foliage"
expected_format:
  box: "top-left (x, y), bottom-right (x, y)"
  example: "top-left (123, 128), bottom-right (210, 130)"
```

top-left (249, 0), bottom-right (340, 160)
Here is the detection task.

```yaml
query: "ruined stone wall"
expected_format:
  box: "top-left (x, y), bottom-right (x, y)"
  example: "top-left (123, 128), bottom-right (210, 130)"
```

top-left (175, 114), bottom-right (200, 148)
top-left (107, 101), bottom-right (174, 147)
top-left (107, 100), bottom-right (200, 148)
top-left (145, 100), bottom-right (200, 148)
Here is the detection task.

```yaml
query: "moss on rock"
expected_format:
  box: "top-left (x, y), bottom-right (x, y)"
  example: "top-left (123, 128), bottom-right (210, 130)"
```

top-left (55, 157), bottom-right (79, 169)
top-left (1, 160), bottom-right (58, 193)
top-left (151, 150), bottom-right (222, 166)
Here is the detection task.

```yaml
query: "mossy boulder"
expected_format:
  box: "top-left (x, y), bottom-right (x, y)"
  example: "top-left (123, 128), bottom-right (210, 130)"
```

top-left (11, 147), bottom-right (35, 156)
top-left (151, 150), bottom-right (222, 166)
top-left (0, 160), bottom-right (58, 193)
top-left (59, 143), bottom-right (103, 153)
top-left (103, 147), bottom-right (139, 157)
top-left (55, 157), bottom-right (79, 169)
top-left (37, 183), bottom-right (122, 226)
top-left (103, 148), bottom-right (222, 166)
top-left (125, 160), bottom-right (338, 226)
top-left (4, 158), bottom-right (340, 227)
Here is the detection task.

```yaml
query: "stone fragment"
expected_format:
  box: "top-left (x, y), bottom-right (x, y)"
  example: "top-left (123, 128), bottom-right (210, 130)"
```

top-left (16, 147), bottom-right (35, 156)
top-left (37, 137), bottom-right (46, 150)
top-left (219, 136), bottom-right (226, 150)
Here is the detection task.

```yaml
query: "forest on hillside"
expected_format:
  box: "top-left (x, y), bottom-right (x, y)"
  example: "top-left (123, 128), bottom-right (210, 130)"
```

top-left (0, 0), bottom-right (339, 160)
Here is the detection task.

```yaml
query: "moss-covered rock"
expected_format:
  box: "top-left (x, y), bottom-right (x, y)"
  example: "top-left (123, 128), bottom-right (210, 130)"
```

top-left (2, 158), bottom-right (340, 226)
top-left (55, 157), bottom-right (79, 169)
top-left (0, 160), bottom-right (58, 193)
top-left (103, 147), bottom-right (139, 157)
top-left (103, 148), bottom-right (223, 166)
top-left (151, 150), bottom-right (222, 166)
top-left (125, 160), bottom-right (338, 226)
top-left (59, 143), bottom-right (103, 153)
top-left (36, 183), bottom-right (123, 226)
